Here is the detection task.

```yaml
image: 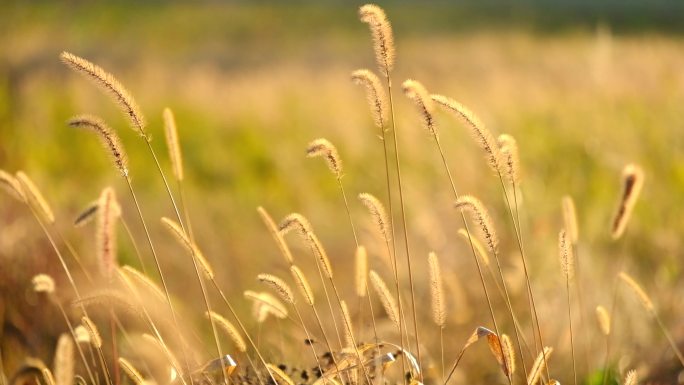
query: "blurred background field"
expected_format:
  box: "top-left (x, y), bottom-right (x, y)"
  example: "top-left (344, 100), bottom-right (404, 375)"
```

top-left (1, 1), bottom-right (684, 383)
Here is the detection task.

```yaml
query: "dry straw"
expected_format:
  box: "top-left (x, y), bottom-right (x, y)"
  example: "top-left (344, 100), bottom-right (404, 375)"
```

top-left (358, 4), bottom-right (395, 76)
top-left (81, 316), bottom-right (102, 348)
top-left (351, 69), bottom-right (388, 128)
top-left (0, 170), bottom-right (27, 202)
top-left (163, 107), bottom-right (184, 181)
top-left (402, 79), bottom-right (436, 135)
top-left (527, 347), bottom-right (553, 385)
top-left (561, 195), bottom-right (579, 243)
top-left (207, 311), bottom-right (247, 353)
top-left (358, 193), bottom-right (391, 243)
top-left (96, 187), bottom-right (119, 281)
top-left (431, 94), bottom-right (500, 173)
top-left (456, 228), bottom-right (490, 267)
top-left (60, 52), bottom-right (146, 135)
top-left (355, 246), bottom-right (368, 297)
top-left (611, 164), bottom-right (644, 240)
top-left (454, 195), bottom-right (499, 254)
top-left (306, 138), bottom-right (343, 179)
top-left (428, 252), bottom-right (445, 327)
top-left (558, 229), bottom-right (574, 280)
top-left (595, 305), bottom-right (611, 336)
top-left (257, 273), bottom-right (295, 305)
top-left (16, 171), bottom-right (55, 223)
top-left (257, 206), bottom-right (294, 265)
top-left (497, 134), bottom-right (520, 184)
top-left (369, 270), bottom-right (399, 328)
top-left (118, 358), bottom-right (145, 385)
top-left (161, 217), bottom-right (214, 279)
top-left (290, 265), bottom-right (315, 306)
top-left (68, 115), bottom-right (128, 177)
top-left (279, 213), bottom-right (333, 278)
top-left (32, 274), bottom-right (55, 294)
top-left (53, 334), bottom-right (74, 385)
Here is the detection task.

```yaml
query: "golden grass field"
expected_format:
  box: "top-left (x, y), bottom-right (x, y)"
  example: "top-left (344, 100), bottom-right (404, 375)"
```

top-left (1, 2), bottom-right (684, 385)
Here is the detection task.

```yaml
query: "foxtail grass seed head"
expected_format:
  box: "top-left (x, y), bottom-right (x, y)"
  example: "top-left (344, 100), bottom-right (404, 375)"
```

top-left (290, 265), bottom-right (315, 306)
top-left (81, 316), bottom-right (102, 348)
top-left (60, 52), bottom-right (146, 135)
top-left (501, 334), bottom-right (515, 377)
top-left (257, 206), bottom-right (294, 265)
top-left (278, 213), bottom-right (333, 278)
top-left (369, 270), bottom-right (399, 328)
top-left (358, 4), bottom-right (395, 76)
top-left (428, 252), bottom-right (445, 327)
top-left (16, 171), bottom-right (55, 223)
top-left (558, 229), bottom-right (574, 280)
top-left (358, 193), bottom-right (391, 243)
top-left (118, 358), bottom-right (145, 385)
top-left (207, 311), bottom-right (247, 353)
top-left (257, 273), bottom-right (295, 305)
top-left (74, 326), bottom-right (90, 344)
top-left (42, 368), bottom-right (56, 385)
top-left (596, 305), bottom-right (611, 336)
top-left (32, 274), bottom-right (55, 294)
top-left (121, 265), bottom-right (166, 303)
top-left (351, 69), bottom-right (388, 128)
top-left (624, 370), bottom-right (637, 385)
top-left (403, 79), bottom-right (436, 135)
top-left (163, 108), bottom-right (184, 181)
top-left (244, 291), bottom-right (288, 319)
top-left (457, 228), bottom-right (490, 267)
top-left (355, 246), bottom-right (368, 298)
top-left (340, 300), bottom-right (354, 348)
top-left (454, 195), bottom-right (499, 254)
top-left (161, 217), bottom-right (214, 279)
top-left (527, 347), bottom-right (553, 385)
top-left (74, 201), bottom-right (100, 228)
top-left (497, 134), bottom-right (520, 184)
top-left (306, 138), bottom-right (343, 178)
top-left (0, 170), bottom-right (27, 203)
top-left (54, 334), bottom-right (74, 385)
top-left (619, 272), bottom-right (654, 312)
top-left (611, 163), bottom-right (645, 240)
top-left (266, 363), bottom-right (296, 385)
top-left (96, 187), bottom-right (119, 281)
top-left (68, 115), bottom-right (128, 177)
top-left (561, 195), bottom-right (579, 243)
top-left (431, 94), bottom-right (501, 173)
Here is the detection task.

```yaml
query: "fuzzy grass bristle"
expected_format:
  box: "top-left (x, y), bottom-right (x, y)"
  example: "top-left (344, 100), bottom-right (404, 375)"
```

top-left (355, 245), bottom-right (368, 298)
top-left (454, 195), bottom-right (499, 254)
top-left (562, 195), bottom-right (579, 243)
top-left (611, 163), bottom-right (644, 240)
top-left (244, 290), bottom-right (288, 319)
top-left (32, 274), bottom-right (56, 294)
top-left (340, 300), bottom-right (354, 348)
top-left (624, 369), bottom-right (637, 385)
top-left (369, 270), bottom-right (399, 328)
top-left (53, 334), bottom-right (74, 385)
top-left (431, 94), bottom-right (501, 173)
top-left (161, 217), bottom-right (214, 279)
top-left (118, 357), bottom-right (145, 385)
top-left (428, 252), bottom-right (445, 327)
top-left (60, 51), bottom-right (146, 135)
top-left (403, 79), bottom-right (436, 135)
top-left (290, 265), bottom-right (315, 306)
top-left (501, 334), bottom-right (515, 376)
top-left (81, 317), bottom-right (102, 348)
top-left (96, 187), bottom-right (119, 281)
top-left (163, 107), bottom-right (184, 181)
top-left (15, 171), bottom-right (55, 223)
top-left (306, 138), bottom-right (343, 178)
top-left (257, 206), bottom-right (294, 264)
top-left (0, 170), bottom-right (27, 203)
top-left (278, 213), bottom-right (333, 279)
top-left (69, 115), bottom-right (128, 177)
top-left (558, 229), bottom-right (574, 280)
top-left (527, 347), bottom-right (553, 385)
top-left (596, 305), bottom-right (611, 336)
top-left (456, 228), bottom-right (490, 267)
top-left (121, 265), bottom-right (166, 303)
top-left (351, 69), bottom-right (388, 128)
top-left (207, 311), bottom-right (247, 353)
top-left (257, 273), bottom-right (295, 305)
top-left (497, 134), bottom-right (520, 184)
top-left (358, 4), bottom-right (395, 76)
top-left (619, 271), bottom-right (654, 312)
top-left (358, 193), bottom-right (391, 243)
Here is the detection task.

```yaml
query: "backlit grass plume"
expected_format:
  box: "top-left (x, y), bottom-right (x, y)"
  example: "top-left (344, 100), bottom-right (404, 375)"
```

top-left (355, 246), bottom-right (368, 298)
top-left (432, 94), bottom-right (501, 173)
top-left (207, 311), bottom-right (247, 353)
top-left (358, 193), bottom-right (391, 243)
top-left (428, 252), bottom-right (445, 328)
top-left (278, 213), bottom-right (333, 278)
top-left (290, 265), bottom-right (315, 306)
top-left (358, 4), bottom-right (395, 76)
top-left (369, 270), bottom-right (399, 328)
top-left (351, 69), bottom-right (388, 128)
top-left (497, 134), bottom-right (520, 184)
top-left (306, 138), bottom-right (343, 179)
top-left (161, 217), bottom-right (214, 279)
top-left (562, 195), bottom-right (579, 244)
top-left (611, 163), bottom-right (644, 240)
top-left (454, 195), bottom-right (499, 254)
top-left (403, 79), bottom-right (436, 135)
top-left (96, 187), bottom-right (119, 281)
top-left (69, 115), bottom-right (128, 177)
top-left (60, 52), bottom-right (146, 135)
top-left (258, 206), bottom-right (294, 265)
top-left (16, 171), bottom-right (55, 223)
top-left (0, 170), bottom-right (27, 203)
top-left (163, 107), bottom-right (184, 181)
